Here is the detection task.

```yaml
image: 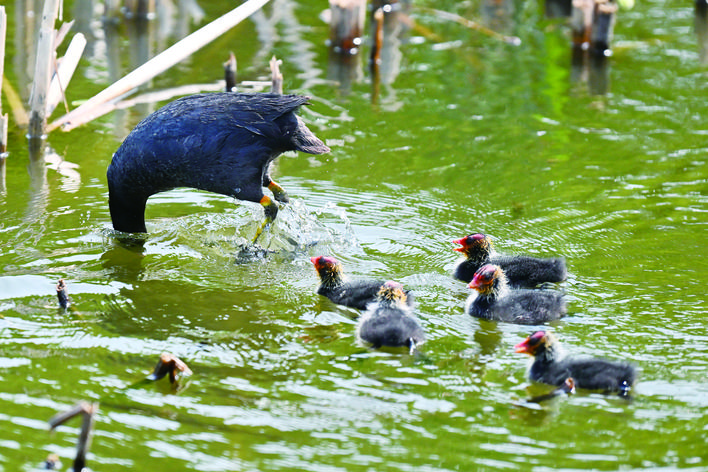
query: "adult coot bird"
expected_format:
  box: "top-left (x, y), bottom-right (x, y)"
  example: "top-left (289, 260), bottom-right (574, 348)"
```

top-left (453, 233), bottom-right (567, 288)
top-left (357, 281), bottom-right (425, 354)
top-left (311, 255), bottom-right (414, 310)
top-left (107, 92), bottom-right (330, 237)
top-left (465, 264), bottom-right (566, 324)
top-left (515, 330), bottom-right (637, 396)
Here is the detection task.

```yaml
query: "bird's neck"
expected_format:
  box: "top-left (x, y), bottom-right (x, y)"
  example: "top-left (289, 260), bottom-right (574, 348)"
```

top-left (320, 269), bottom-right (344, 291)
top-left (533, 343), bottom-right (563, 368)
top-left (108, 186), bottom-right (149, 233)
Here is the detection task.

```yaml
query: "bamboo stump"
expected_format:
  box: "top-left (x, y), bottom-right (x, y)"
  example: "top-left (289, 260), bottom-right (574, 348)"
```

top-left (328, 0), bottom-right (366, 55)
top-left (29, 0), bottom-right (61, 139)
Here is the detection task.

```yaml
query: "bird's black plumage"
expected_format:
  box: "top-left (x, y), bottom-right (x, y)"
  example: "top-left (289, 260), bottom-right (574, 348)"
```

top-left (515, 331), bottom-right (637, 395)
top-left (465, 264), bottom-right (566, 324)
top-left (357, 281), bottom-right (425, 352)
top-left (453, 233), bottom-right (567, 288)
top-left (107, 92), bottom-right (330, 233)
top-left (310, 256), bottom-right (414, 310)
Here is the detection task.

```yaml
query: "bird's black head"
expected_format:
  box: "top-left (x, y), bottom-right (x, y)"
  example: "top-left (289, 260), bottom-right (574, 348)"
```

top-left (514, 330), bottom-right (557, 356)
top-left (468, 264), bottom-right (505, 296)
top-left (311, 256), bottom-right (344, 286)
top-left (453, 233), bottom-right (493, 260)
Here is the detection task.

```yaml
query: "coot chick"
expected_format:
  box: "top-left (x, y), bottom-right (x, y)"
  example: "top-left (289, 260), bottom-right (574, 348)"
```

top-left (311, 256), bottom-right (413, 310)
top-left (515, 330), bottom-right (637, 395)
top-left (107, 92), bottom-right (330, 238)
top-left (357, 281), bottom-right (425, 354)
top-left (465, 264), bottom-right (566, 324)
top-left (453, 233), bottom-right (567, 288)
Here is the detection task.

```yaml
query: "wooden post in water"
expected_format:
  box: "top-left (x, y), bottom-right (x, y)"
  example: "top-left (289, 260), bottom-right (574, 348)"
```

top-left (570, 0), bottom-right (593, 49)
top-left (28, 0), bottom-right (61, 139)
top-left (590, 0), bottom-right (617, 56)
top-left (0, 6), bottom-right (8, 155)
top-left (328, 0), bottom-right (366, 55)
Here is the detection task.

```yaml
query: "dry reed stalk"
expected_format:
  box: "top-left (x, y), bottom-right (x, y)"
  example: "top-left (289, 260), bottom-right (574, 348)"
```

top-left (269, 55), bottom-right (283, 94)
top-left (49, 0), bottom-right (271, 132)
top-left (46, 33), bottom-right (87, 115)
top-left (28, 0), bottom-right (61, 139)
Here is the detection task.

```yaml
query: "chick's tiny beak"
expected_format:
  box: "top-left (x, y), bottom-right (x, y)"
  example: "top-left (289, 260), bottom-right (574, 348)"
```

top-left (514, 339), bottom-right (531, 354)
top-left (468, 273), bottom-right (484, 290)
top-left (452, 238), bottom-right (466, 251)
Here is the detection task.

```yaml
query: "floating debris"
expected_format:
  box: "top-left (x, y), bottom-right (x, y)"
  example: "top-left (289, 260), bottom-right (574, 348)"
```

top-left (147, 352), bottom-right (193, 385)
top-left (48, 401), bottom-right (98, 472)
top-left (56, 279), bottom-right (70, 309)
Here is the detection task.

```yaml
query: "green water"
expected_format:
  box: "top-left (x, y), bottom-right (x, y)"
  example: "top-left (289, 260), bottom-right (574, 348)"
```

top-left (1, 0), bottom-right (707, 470)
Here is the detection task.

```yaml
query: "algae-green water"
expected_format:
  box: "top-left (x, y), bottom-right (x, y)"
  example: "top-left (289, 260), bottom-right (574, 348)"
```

top-left (1, 1), bottom-right (707, 470)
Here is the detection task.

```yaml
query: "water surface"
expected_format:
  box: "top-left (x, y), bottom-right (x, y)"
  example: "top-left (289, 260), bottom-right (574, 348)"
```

top-left (1, 0), bottom-right (707, 471)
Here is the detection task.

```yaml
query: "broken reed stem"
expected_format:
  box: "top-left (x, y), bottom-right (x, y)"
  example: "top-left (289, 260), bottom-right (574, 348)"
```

top-left (46, 32), bottom-right (87, 116)
top-left (56, 279), bottom-right (70, 309)
top-left (48, 401), bottom-right (98, 472)
top-left (29, 0), bottom-right (62, 139)
top-left (49, 0), bottom-right (271, 132)
top-left (0, 6), bottom-right (7, 154)
top-left (419, 7), bottom-right (521, 46)
top-left (269, 56), bottom-right (283, 94)
top-left (224, 52), bottom-right (237, 92)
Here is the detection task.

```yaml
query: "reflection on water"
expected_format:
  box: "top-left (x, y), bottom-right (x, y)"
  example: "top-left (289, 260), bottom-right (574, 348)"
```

top-left (1, 0), bottom-right (708, 471)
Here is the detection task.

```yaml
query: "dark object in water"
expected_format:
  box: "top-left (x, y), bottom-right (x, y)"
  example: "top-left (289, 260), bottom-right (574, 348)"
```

top-left (515, 330), bottom-right (637, 396)
top-left (56, 279), bottom-right (70, 309)
top-left (48, 401), bottom-right (98, 472)
top-left (590, 1), bottom-right (617, 56)
top-left (466, 264), bottom-right (566, 324)
top-left (148, 353), bottom-right (193, 384)
top-left (43, 453), bottom-right (61, 470)
top-left (107, 93), bottom-right (330, 238)
top-left (356, 281), bottom-right (425, 354)
top-left (453, 233), bottom-right (567, 288)
top-left (310, 255), bottom-right (414, 310)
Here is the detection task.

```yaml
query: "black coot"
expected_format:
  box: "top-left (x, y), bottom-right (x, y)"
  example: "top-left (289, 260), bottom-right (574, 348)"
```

top-left (515, 330), bottom-right (637, 395)
top-left (310, 256), bottom-right (413, 310)
top-left (465, 264), bottom-right (566, 324)
top-left (453, 233), bottom-right (567, 288)
top-left (107, 93), bottom-right (330, 236)
top-left (356, 281), bottom-right (425, 354)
